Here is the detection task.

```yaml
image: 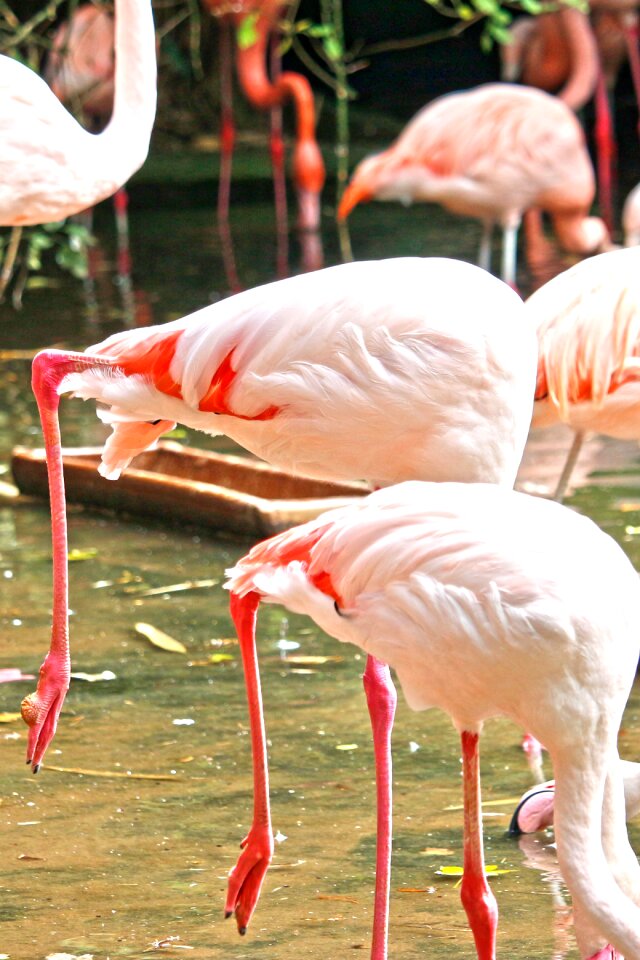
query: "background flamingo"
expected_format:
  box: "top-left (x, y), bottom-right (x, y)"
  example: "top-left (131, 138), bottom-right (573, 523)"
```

top-left (525, 245), bottom-right (640, 501)
top-left (201, 0), bottom-right (325, 287)
top-left (338, 83), bottom-right (609, 289)
top-left (0, 0), bottom-right (156, 299)
top-left (25, 257), bottom-right (537, 957)
top-left (44, 2), bottom-right (134, 318)
top-left (225, 479), bottom-right (640, 960)
top-left (0, 0), bottom-right (155, 226)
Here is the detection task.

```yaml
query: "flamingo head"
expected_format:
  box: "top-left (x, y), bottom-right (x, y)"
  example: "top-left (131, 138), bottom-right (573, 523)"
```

top-left (337, 151), bottom-right (406, 220)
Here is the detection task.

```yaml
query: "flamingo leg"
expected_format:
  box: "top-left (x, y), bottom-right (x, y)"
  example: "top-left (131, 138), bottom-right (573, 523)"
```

top-left (225, 590), bottom-right (274, 935)
top-left (553, 429), bottom-right (585, 502)
top-left (362, 655), bottom-right (397, 960)
top-left (113, 187), bottom-right (135, 327)
top-left (217, 21), bottom-right (241, 293)
top-left (460, 729), bottom-right (498, 960)
top-left (268, 33), bottom-right (289, 279)
top-left (0, 225), bottom-right (22, 300)
top-left (500, 219), bottom-right (520, 290)
top-left (593, 69), bottom-right (615, 234)
top-left (477, 220), bottom-right (494, 273)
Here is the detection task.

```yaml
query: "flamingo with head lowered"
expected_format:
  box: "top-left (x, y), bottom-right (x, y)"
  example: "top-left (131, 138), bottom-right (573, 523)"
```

top-left (225, 479), bottom-right (640, 960)
top-left (24, 256), bottom-right (537, 958)
top-left (338, 83), bottom-right (610, 289)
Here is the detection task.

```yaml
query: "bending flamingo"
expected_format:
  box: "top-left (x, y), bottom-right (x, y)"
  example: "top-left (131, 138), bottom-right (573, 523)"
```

top-left (338, 83), bottom-right (609, 288)
top-left (524, 245), bottom-right (640, 501)
top-left (0, 0), bottom-right (156, 226)
top-left (225, 479), bottom-right (640, 960)
top-left (202, 0), bottom-right (325, 285)
top-left (25, 257), bottom-right (537, 956)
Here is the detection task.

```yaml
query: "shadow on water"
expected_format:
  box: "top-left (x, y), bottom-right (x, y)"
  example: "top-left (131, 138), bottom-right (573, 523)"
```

top-left (1, 184), bottom-right (640, 959)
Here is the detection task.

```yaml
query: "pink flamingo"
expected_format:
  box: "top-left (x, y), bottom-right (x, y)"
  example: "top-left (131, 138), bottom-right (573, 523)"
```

top-left (0, 0), bottom-right (156, 227)
top-left (225, 479), bottom-right (640, 960)
top-left (44, 2), bottom-right (135, 316)
top-left (201, 0), bottom-right (325, 286)
top-left (525, 245), bottom-right (640, 501)
top-left (24, 257), bottom-right (537, 957)
top-left (338, 83), bottom-right (610, 289)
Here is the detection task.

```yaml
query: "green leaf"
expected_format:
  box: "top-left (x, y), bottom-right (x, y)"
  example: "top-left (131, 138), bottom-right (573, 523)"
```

top-left (323, 34), bottom-right (343, 62)
top-left (236, 12), bottom-right (259, 50)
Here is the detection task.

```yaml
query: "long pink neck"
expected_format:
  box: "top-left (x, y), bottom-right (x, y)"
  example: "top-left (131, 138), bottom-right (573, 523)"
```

top-left (555, 9), bottom-right (599, 111)
top-left (31, 351), bottom-right (113, 667)
top-left (234, 7), bottom-right (325, 201)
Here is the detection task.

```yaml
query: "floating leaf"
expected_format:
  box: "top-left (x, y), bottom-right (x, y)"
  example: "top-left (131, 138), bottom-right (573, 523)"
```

top-left (44, 764), bottom-right (188, 781)
top-left (209, 653), bottom-right (234, 664)
top-left (68, 548), bottom-right (98, 562)
top-left (0, 669), bottom-right (35, 683)
top-left (421, 847), bottom-right (455, 857)
top-left (286, 655), bottom-right (343, 665)
top-left (335, 743), bottom-right (358, 751)
top-left (124, 578), bottom-right (218, 597)
top-left (135, 622), bottom-right (187, 654)
top-left (0, 712), bottom-right (22, 723)
top-left (0, 479), bottom-right (19, 498)
top-left (397, 886), bottom-right (434, 893)
top-left (436, 864), bottom-right (513, 878)
top-left (70, 670), bottom-right (117, 682)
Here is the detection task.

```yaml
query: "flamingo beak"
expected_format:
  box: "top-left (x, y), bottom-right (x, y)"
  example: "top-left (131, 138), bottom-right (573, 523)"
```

top-left (337, 180), bottom-right (373, 221)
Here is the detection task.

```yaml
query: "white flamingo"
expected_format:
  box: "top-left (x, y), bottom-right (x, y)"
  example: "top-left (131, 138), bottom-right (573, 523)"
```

top-left (225, 480), bottom-right (640, 960)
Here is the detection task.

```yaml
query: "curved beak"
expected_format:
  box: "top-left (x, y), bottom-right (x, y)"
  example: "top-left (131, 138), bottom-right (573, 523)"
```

top-left (337, 180), bottom-right (373, 221)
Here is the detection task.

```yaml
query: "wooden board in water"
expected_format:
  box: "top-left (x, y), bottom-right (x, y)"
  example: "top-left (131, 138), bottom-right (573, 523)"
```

top-left (10, 442), bottom-right (369, 538)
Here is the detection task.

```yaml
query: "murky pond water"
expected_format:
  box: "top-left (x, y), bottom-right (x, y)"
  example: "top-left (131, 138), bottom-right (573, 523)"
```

top-left (2, 189), bottom-right (640, 960)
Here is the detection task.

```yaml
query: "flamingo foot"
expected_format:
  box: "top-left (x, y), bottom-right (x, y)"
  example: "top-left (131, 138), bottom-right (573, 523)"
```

top-left (21, 652), bottom-right (70, 772)
top-left (508, 781), bottom-right (555, 836)
top-left (225, 821), bottom-right (274, 934)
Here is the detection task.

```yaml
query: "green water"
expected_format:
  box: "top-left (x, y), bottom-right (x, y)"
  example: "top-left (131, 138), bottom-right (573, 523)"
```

top-left (1, 194), bottom-right (640, 960)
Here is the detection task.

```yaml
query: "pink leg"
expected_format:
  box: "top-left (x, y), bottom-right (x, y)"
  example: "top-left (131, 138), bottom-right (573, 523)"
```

top-left (362, 654), bottom-right (397, 960)
top-left (225, 591), bottom-right (274, 934)
top-left (623, 21), bottom-right (640, 141)
top-left (217, 22), bottom-right (241, 293)
top-left (587, 948), bottom-right (621, 960)
top-left (593, 69), bottom-right (616, 234)
top-left (269, 36), bottom-right (289, 279)
top-left (112, 187), bottom-right (135, 327)
top-left (460, 730), bottom-right (498, 960)
top-left (22, 350), bottom-right (110, 771)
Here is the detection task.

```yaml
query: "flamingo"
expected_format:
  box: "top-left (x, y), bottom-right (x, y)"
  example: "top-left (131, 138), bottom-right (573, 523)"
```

top-left (337, 83), bottom-right (610, 289)
top-left (524, 245), bottom-right (640, 501)
top-left (44, 2), bottom-right (134, 317)
top-left (0, 0), bottom-right (156, 227)
top-left (225, 479), bottom-right (640, 960)
top-left (201, 0), bottom-right (325, 286)
top-left (24, 257), bottom-right (537, 957)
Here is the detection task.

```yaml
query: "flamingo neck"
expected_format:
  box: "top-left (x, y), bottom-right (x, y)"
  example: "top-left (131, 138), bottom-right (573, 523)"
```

top-left (32, 351), bottom-right (115, 664)
top-left (555, 9), bottom-right (599, 112)
top-left (99, 0), bottom-right (157, 182)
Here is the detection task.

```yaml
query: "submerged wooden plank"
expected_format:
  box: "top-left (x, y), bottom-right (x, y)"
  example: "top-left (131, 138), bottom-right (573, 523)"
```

top-left (11, 442), bottom-right (368, 537)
